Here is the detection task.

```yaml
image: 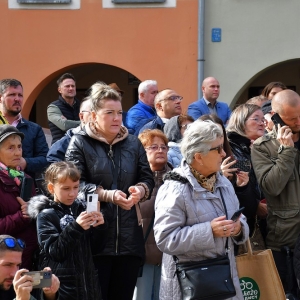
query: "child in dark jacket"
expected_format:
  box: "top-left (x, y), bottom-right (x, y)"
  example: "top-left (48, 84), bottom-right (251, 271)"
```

top-left (28, 161), bottom-right (104, 300)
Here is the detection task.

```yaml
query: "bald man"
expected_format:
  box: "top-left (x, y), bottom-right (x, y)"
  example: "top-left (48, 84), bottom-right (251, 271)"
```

top-left (187, 77), bottom-right (231, 124)
top-left (251, 89), bottom-right (300, 294)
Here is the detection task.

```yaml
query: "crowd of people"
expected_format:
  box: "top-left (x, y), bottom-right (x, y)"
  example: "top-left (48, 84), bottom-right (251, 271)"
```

top-left (0, 74), bottom-right (300, 300)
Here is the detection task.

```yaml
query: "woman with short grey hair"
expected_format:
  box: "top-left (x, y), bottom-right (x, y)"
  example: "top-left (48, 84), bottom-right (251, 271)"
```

top-left (154, 120), bottom-right (249, 300)
top-left (226, 103), bottom-right (266, 237)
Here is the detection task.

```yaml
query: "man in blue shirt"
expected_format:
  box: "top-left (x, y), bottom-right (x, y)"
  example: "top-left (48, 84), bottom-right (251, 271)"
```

top-left (125, 80), bottom-right (158, 134)
top-left (187, 77), bottom-right (231, 124)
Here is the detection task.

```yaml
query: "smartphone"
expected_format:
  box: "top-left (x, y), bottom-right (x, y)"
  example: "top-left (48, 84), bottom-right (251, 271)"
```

top-left (87, 194), bottom-right (98, 225)
top-left (22, 271), bottom-right (52, 289)
top-left (231, 207), bottom-right (245, 222)
top-left (20, 177), bottom-right (34, 202)
top-left (271, 113), bottom-right (286, 128)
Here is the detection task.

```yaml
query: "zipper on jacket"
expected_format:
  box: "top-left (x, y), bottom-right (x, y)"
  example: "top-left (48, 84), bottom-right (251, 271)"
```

top-left (116, 205), bottom-right (119, 254)
top-left (107, 144), bottom-right (119, 255)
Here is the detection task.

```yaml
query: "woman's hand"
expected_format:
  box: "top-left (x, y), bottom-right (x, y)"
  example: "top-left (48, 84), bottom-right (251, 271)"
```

top-left (16, 197), bottom-right (30, 219)
top-left (113, 190), bottom-right (134, 210)
top-left (128, 186), bottom-right (142, 205)
top-left (236, 171), bottom-right (249, 187)
top-left (221, 157), bottom-right (237, 178)
top-left (211, 216), bottom-right (242, 238)
top-left (76, 211), bottom-right (95, 230)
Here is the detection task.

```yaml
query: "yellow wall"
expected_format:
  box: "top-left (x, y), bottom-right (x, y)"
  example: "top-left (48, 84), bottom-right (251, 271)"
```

top-left (0, 0), bottom-right (198, 124)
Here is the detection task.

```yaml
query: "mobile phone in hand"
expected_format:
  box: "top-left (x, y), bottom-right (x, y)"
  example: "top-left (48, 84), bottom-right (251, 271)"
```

top-left (271, 113), bottom-right (286, 128)
top-left (87, 194), bottom-right (98, 225)
top-left (231, 207), bottom-right (245, 222)
top-left (22, 270), bottom-right (52, 289)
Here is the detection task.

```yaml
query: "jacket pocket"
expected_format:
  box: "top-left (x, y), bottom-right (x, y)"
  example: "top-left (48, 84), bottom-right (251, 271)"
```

top-left (273, 209), bottom-right (299, 246)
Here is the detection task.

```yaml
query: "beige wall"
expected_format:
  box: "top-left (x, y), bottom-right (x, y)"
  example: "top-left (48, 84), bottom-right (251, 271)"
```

top-left (204, 0), bottom-right (300, 107)
top-left (0, 0), bottom-right (198, 127)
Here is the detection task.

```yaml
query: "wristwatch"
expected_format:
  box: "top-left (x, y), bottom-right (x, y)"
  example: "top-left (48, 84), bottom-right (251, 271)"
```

top-left (278, 144), bottom-right (290, 153)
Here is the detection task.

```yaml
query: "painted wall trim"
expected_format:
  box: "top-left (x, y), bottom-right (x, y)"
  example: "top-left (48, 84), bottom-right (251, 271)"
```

top-left (103, 0), bottom-right (176, 8)
top-left (8, 0), bottom-right (80, 9)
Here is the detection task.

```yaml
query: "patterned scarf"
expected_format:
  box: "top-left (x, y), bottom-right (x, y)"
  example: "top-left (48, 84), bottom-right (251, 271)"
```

top-left (0, 162), bottom-right (24, 186)
top-left (189, 165), bottom-right (217, 192)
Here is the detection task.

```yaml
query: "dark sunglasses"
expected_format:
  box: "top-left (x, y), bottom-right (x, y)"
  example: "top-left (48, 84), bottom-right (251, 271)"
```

top-left (0, 238), bottom-right (26, 249)
top-left (209, 144), bottom-right (224, 154)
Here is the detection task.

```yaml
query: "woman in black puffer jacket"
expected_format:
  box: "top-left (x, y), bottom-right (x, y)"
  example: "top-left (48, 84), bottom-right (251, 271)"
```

top-left (226, 104), bottom-right (267, 237)
top-left (65, 82), bottom-right (154, 300)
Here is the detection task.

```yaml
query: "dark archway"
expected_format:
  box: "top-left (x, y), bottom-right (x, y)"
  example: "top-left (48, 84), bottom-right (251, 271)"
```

top-left (232, 58), bottom-right (300, 107)
top-left (30, 63), bottom-right (141, 128)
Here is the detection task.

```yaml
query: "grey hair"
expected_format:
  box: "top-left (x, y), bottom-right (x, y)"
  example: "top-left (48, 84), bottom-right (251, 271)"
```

top-left (226, 104), bottom-right (261, 138)
top-left (181, 120), bottom-right (223, 164)
top-left (88, 81), bottom-right (121, 112)
top-left (138, 80), bottom-right (157, 94)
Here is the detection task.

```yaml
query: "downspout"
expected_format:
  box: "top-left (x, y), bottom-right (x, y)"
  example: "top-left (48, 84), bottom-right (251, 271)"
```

top-left (198, 0), bottom-right (205, 99)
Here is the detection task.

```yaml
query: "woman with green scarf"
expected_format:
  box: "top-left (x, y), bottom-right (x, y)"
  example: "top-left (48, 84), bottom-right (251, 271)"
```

top-left (0, 125), bottom-right (37, 269)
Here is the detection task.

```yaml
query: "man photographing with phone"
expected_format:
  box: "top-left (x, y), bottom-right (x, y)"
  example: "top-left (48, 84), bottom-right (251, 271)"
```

top-left (251, 89), bottom-right (300, 296)
top-left (0, 235), bottom-right (59, 300)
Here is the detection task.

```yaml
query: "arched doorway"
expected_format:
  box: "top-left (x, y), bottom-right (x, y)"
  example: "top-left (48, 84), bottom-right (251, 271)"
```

top-left (233, 58), bottom-right (300, 107)
top-left (30, 63), bottom-right (141, 129)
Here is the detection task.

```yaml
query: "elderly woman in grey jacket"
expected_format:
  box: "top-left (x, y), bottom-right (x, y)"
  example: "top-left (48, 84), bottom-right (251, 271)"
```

top-left (154, 120), bottom-right (249, 300)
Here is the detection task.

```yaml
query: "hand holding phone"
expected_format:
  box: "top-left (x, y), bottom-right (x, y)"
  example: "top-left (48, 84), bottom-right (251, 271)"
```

top-left (21, 270), bottom-right (52, 289)
top-left (231, 207), bottom-right (245, 222)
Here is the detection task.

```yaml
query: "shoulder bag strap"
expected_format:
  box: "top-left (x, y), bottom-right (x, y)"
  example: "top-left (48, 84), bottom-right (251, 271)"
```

top-left (219, 189), bottom-right (229, 252)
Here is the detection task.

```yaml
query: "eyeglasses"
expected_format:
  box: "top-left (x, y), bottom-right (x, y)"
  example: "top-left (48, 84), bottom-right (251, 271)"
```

top-left (209, 144), bottom-right (224, 154)
top-left (180, 124), bottom-right (191, 129)
top-left (81, 110), bottom-right (91, 114)
top-left (145, 145), bottom-right (169, 152)
top-left (247, 118), bottom-right (266, 124)
top-left (160, 95), bottom-right (183, 102)
top-left (0, 238), bottom-right (26, 249)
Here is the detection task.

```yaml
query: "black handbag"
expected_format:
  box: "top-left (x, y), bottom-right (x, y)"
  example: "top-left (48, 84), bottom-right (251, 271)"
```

top-left (173, 190), bottom-right (236, 300)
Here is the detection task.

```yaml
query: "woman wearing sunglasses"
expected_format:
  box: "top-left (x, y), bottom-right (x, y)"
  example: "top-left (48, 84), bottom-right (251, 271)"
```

top-left (0, 125), bottom-right (37, 270)
top-left (153, 120), bottom-right (249, 300)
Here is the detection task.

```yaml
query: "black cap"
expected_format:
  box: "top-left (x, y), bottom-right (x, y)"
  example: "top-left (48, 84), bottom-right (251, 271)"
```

top-left (261, 100), bottom-right (272, 115)
top-left (0, 125), bottom-right (24, 143)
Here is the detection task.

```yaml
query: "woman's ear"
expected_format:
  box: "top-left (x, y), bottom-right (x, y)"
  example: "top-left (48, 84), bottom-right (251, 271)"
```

top-left (194, 152), bottom-right (204, 166)
top-left (47, 182), bottom-right (54, 195)
top-left (91, 111), bottom-right (97, 121)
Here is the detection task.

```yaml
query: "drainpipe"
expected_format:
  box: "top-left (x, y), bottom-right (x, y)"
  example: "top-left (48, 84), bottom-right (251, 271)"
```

top-left (198, 0), bottom-right (205, 99)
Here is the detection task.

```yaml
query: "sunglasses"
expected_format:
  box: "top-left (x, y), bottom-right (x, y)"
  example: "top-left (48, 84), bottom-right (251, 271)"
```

top-left (209, 144), bottom-right (224, 154)
top-left (0, 238), bottom-right (26, 249)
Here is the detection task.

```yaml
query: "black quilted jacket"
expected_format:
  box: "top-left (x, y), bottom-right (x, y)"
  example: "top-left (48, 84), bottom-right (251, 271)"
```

top-left (28, 196), bottom-right (103, 300)
top-left (65, 129), bottom-right (154, 260)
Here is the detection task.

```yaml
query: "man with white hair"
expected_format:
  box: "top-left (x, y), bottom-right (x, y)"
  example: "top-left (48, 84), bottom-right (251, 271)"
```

top-left (125, 80), bottom-right (158, 134)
